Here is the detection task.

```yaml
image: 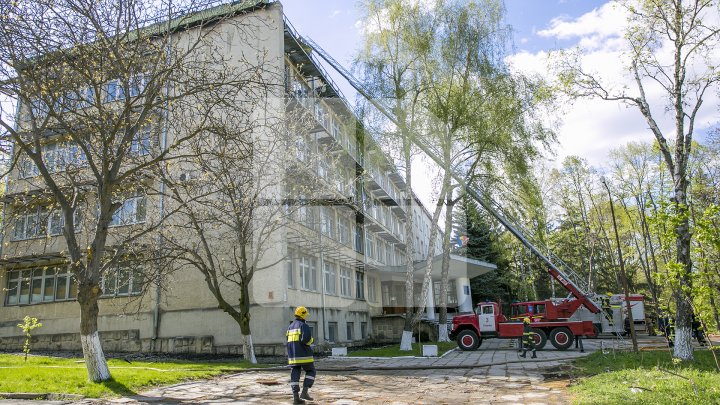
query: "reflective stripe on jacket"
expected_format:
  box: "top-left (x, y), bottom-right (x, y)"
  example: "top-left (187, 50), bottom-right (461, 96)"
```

top-left (523, 324), bottom-right (534, 343)
top-left (287, 318), bottom-right (314, 365)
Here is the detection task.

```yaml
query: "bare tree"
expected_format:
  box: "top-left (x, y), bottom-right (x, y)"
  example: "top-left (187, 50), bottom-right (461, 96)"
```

top-left (0, 0), bottom-right (268, 380)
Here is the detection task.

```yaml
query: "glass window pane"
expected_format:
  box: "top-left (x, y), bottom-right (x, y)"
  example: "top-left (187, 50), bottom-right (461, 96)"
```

top-left (19, 275), bottom-right (30, 305)
top-left (103, 271), bottom-right (116, 296)
top-left (68, 274), bottom-right (78, 299)
top-left (43, 270), bottom-right (55, 301)
top-left (135, 197), bottom-right (146, 223)
top-left (6, 280), bottom-right (19, 305)
top-left (55, 274), bottom-right (68, 300)
top-left (117, 268), bottom-right (130, 295)
top-left (31, 277), bottom-right (43, 303)
top-left (131, 270), bottom-right (143, 294)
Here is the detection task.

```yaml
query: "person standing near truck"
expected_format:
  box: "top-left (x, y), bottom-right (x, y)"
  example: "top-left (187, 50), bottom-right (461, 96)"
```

top-left (520, 317), bottom-right (537, 359)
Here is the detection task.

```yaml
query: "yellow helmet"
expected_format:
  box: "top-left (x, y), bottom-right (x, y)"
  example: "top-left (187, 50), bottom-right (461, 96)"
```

top-left (523, 317), bottom-right (531, 324)
top-left (294, 306), bottom-right (309, 320)
top-left (606, 292), bottom-right (613, 297)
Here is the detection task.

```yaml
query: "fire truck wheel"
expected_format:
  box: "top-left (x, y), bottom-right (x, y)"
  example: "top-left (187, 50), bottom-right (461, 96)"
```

top-left (457, 330), bottom-right (480, 351)
top-left (549, 327), bottom-right (574, 350)
top-left (531, 328), bottom-right (547, 350)
top-left (588, 324), bottom-right (601, 339)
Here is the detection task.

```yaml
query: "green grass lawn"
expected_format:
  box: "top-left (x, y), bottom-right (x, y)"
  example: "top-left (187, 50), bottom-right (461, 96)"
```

top-left (348, 341), bottom-right (457, 357)
top-left (569, 349), bottom-right (720, 405)
top-left (0, 354), bottom-right (263, 398)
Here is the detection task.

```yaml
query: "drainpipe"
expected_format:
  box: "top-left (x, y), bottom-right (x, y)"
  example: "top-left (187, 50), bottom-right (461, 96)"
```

top-left (152, 23), bottom-right (173, 352)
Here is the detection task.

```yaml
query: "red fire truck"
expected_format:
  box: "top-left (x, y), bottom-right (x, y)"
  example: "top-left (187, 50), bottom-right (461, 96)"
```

top-left (450, 302), bottom-right (596, 351)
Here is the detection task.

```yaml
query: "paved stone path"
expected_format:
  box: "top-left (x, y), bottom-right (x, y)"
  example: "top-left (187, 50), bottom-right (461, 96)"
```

top-left (2, 336), bottom-right (669, 405)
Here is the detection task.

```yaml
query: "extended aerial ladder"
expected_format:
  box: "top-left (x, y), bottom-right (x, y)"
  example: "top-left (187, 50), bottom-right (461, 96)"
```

top-left (297, 35), bottom-right (603, 316)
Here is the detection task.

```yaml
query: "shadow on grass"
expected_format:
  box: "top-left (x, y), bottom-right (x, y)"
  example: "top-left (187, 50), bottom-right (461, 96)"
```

top-left (98, 379), bottom-right (137, 397)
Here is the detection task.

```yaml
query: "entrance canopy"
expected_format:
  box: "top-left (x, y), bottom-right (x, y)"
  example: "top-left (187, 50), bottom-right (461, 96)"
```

top-left (377, 254), bottom-right (496, 282)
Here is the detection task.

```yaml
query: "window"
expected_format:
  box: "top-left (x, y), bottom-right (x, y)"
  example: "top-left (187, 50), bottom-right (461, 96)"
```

top-left (314, 102), bottom-right (328, 129)
top-left (286, 250), bottom-right (295, 289)
top-left (104, 74), bottom-right (147, 102)
top-left (353, 224), bottom-right (363, 253)
top-left (318, 155), bottom-right (330, 179)
top-left (339, 266), bottom-right (352, 297)
top-left (101, 266), bottom-right (143, 297)
top-left (361, 322), bottom-right (368, 339)
top-left (105, 80), bottom-right (123, 102)
top-left (295, 137), bottom-right (308, 162)
top-left (299, 255), bottom-right (317, 291)
top-left (18, 141), bottom-right (88, 179)
top-left (306, 321), bottom-right (318, 342)
top-left (365, 232), bottom-right (375, 260)
top-left (320, 207), bottom-right (335, 238)
top-left (130, 125), bottom-right (152, 156)
top-left (110, 191), bottom-right (146, 226)
top-left (367, 276), bottom-right (377, 303)
top-left (5, 267), bottom-right (77, 306)
top-left (332, 118), bottom-right (341, 139)
top-left (323, 262), bottom-right (337, 295)
top-left (338, 216), bottom-right (350, 245)
top-left (327, 322), bottom-right (338, 342)
top-left (346, 322), bottom-right (354, 341)
top-left (355, 271), bottom-right (365, 300)
top-left (377, 240), bottom-right (386, 264)
top-left (11, 207), bottom-right (81, 241)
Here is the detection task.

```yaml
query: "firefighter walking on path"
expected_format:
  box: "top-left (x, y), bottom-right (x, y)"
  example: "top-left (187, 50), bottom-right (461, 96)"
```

top-left (520, 317), bottom-right (537, 359)
top-left (287, 306), bottom-right (316, 404)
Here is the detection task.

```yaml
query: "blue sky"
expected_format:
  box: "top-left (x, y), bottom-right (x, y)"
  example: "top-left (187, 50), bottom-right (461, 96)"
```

top-left (281, 0), bottom-right (610, 58)
top-left (281, 0), bottom-right (718, 176)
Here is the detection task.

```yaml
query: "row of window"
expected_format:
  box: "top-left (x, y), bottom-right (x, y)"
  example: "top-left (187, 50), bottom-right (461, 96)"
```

top-left (17, 127), bottom-right (153, 179)
top-left (11, 192), bottom-right (146, 241)
top-left (286, 250), bottom-right (377, 302)
top-left (29, 74), bottom-right (148, 118)
top-left (4, 266), bottom-right (142, 306)
top-left (296, 204), bottom-right (406, 266)
top-left (304, 320), bottom-right (369, 343)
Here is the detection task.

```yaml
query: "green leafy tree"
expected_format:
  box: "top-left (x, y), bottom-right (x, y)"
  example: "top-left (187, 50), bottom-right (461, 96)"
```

top-left (17, 316), bottom-right (42, 362)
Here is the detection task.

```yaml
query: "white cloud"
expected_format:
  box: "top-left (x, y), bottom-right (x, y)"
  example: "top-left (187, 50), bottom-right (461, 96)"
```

top-left (509, 2), bottom-right (720, 170)
top-left (538, 2), bottom-right (627, 42)
top-left (329, 9), bottom-right (341, 19)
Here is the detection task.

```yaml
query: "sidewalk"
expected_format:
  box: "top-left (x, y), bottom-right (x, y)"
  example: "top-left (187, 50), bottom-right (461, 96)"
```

top-left (2, 335), bottom-right (669, 405)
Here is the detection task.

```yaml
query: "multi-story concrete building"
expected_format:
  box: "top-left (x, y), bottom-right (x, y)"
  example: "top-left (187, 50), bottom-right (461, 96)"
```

top-left (0, 0), bottom-right (494, 355)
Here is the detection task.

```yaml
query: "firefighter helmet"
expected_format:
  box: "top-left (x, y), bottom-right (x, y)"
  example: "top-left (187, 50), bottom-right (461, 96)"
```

top-left (606, 292), bottom-right (613, 297)
top-left (523, 317), bottom-right (531, 324)
top-left (294, 306), bottom-right (309, 320)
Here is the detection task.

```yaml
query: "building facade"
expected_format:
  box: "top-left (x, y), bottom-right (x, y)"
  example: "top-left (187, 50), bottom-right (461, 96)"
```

top-left (0, 1), bottom-right (495, 355)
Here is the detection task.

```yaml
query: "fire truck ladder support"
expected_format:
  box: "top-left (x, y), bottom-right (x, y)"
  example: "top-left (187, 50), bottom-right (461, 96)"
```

top-left (301, 36), bottom-right (602, 314)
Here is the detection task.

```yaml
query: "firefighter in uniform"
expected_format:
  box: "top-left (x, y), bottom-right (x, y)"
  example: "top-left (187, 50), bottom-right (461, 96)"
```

top-left (287, 306), bottom-right (316, 404)
top-left (601, 293), bottom-right (614, 327)
top-left (520, 317), bottom-right (537, 359)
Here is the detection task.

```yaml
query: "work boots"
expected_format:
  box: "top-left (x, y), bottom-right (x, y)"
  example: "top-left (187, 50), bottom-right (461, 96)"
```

top-left (293, 392), bottom-right (305, 404)
top-left (520, 352), bottom-right (526, 358)
top-left (300, 387), bottom-right (314, 401)
top-left (531, 352), bottom-right (537, 359)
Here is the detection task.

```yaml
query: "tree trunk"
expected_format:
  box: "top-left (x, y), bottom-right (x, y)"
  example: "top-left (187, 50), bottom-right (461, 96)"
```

top-left (238, 276), bottom-right (256, 364)
top-left (400, 135), bottom-right (415, 351)
top-left (438, 194), bottom-right (455, 342)
top-left (78, 283), bottom-right (111, 382)
top-left (242, 333), bottom-right (257, 364)
top-left (673, 190), bottom-right (694, 361)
